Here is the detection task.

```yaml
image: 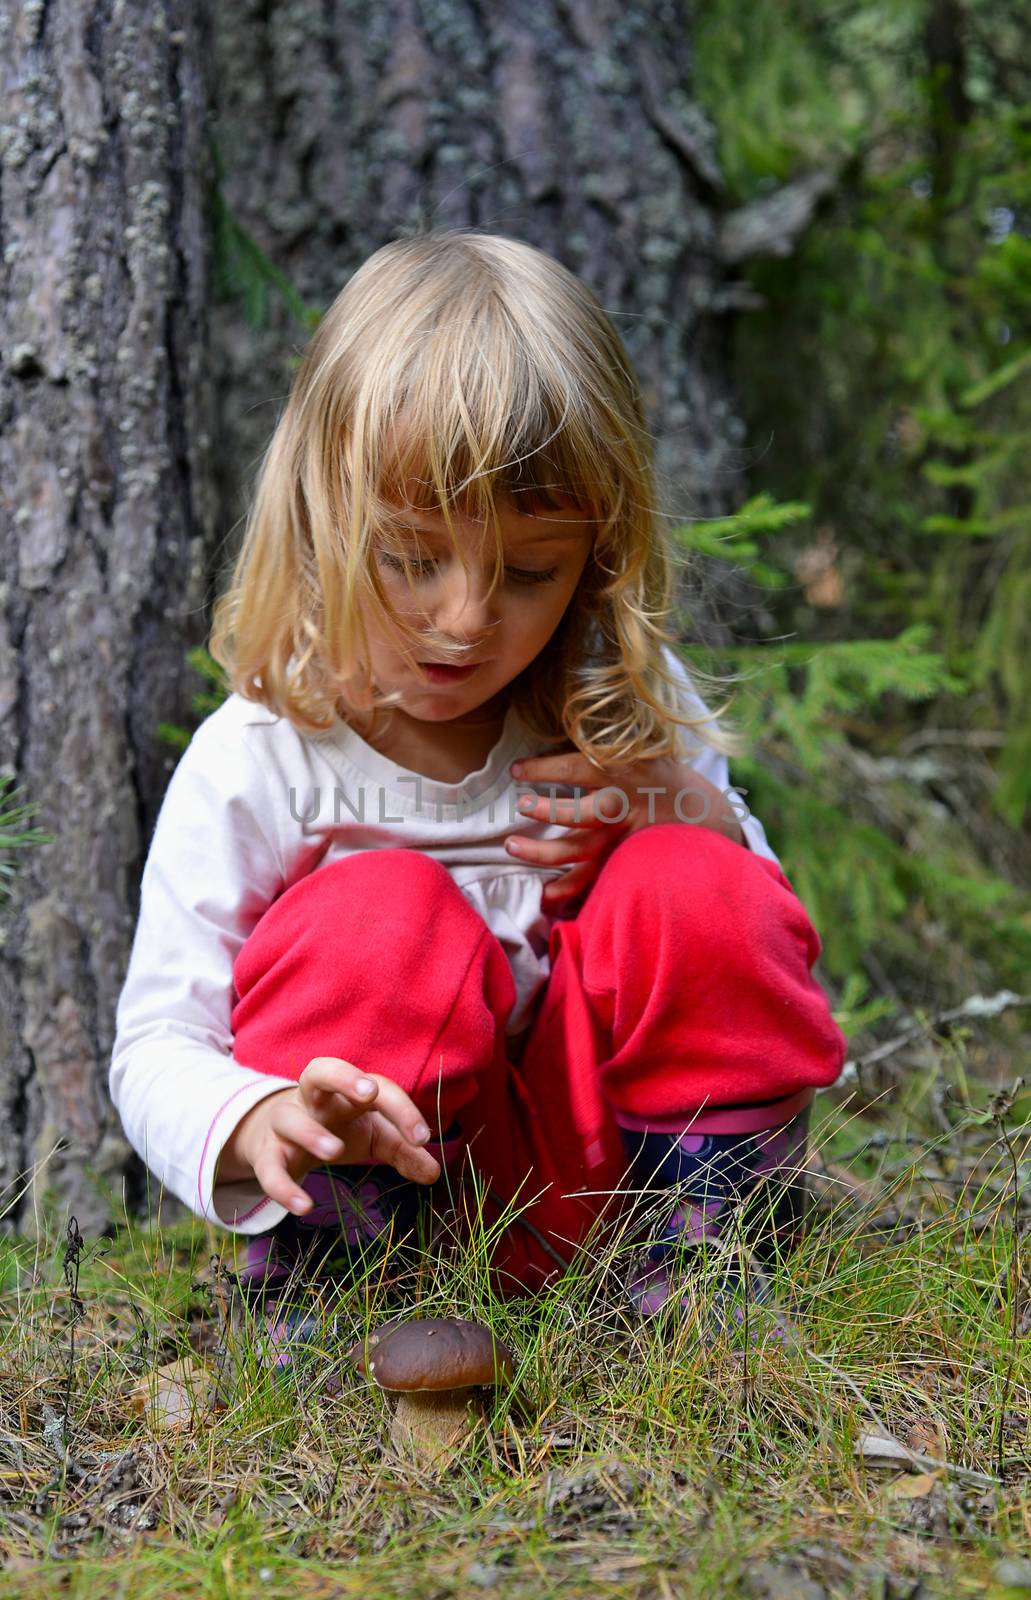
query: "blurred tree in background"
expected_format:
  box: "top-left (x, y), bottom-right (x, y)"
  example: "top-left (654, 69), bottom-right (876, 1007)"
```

top-left (678, 0), bottom-right (1031, 1019)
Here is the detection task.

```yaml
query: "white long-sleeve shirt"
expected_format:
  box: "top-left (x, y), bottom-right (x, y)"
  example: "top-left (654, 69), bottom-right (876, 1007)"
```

top-left (109, 645), bottom-right (779, 1237)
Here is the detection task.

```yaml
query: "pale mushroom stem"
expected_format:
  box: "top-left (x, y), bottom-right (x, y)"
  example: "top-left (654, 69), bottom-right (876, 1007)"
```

top-left (389, 1390), bottom-right (479, 1462)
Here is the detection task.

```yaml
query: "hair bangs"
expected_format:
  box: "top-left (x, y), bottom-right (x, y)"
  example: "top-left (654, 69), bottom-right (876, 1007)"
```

top-left (360, 313), bottom-right (617, 549)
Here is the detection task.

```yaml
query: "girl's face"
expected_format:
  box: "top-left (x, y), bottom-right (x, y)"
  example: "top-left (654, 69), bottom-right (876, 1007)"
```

top-left (361, 487), bottom-right (595, 725)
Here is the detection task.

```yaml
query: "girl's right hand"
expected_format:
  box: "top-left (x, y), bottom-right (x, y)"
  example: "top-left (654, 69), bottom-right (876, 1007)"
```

top-left (232, 1057), bottom-right (442, 1216)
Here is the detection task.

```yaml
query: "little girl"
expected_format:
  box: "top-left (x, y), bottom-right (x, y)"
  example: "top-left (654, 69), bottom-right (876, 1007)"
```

top-left (110, 229), bottom-right (847, 1372)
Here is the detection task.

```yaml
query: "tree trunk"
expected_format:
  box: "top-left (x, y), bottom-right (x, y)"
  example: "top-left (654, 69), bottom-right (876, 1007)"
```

top-left (205, 0), bottom-right (749, 628)
top-left (0, 0), bottom-right (215, 1235)
top-left (1, 0), bottom-right (755, 1236)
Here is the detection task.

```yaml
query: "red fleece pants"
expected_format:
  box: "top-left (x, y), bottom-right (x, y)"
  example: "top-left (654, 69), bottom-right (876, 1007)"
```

top-left (230, 824), bottom-right (847, 1291)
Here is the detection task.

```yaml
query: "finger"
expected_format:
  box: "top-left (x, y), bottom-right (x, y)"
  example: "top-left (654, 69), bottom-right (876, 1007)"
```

top-left (542, 854), bottom-right (608, 906)
top-left (298, 1057), bottom-right (380, 1118)
top-left (514, 793), bottom-right (622, 828)
top-left (514, 793), bottom-right (592, 825)
top-left (300, 1059), bottom-right (425, 1142)
top-left (366, 1112), bottom-right (442, 1184)
top-left (272, 1099), bottom-right (347, 1165)
top-left (345, 1073), bottom-right (434, 1145)
top-left (512, 753), bottom-right (608, 784)
top-left (506, 826), bottom-right (611, 866)
top-left (506, 832), bottom-right (574, 865)
top-left (252, 1141), bottom-right (317, 1216)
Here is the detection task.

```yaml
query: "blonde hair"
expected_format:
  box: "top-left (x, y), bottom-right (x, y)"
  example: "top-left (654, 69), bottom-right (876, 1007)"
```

top-left (209, 228), bottom-right (744, 766)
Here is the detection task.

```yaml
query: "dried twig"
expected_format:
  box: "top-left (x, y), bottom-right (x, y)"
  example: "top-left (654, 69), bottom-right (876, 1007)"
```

top-left (58, 1217), bottom-right (87, 1454)
top-left (982, 1082), bottom-right (1026, 1481)
top-left (840, 990), bottom-right (1031, 1084)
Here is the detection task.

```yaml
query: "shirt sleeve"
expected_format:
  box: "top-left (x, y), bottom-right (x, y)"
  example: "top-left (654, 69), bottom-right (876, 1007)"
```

top-left (661, 644), bottom-right (781, 868)
top-left (109, 711), bottom-right (296, 1236)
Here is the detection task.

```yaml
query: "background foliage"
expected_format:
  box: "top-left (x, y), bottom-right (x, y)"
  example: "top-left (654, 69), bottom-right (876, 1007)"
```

top-left (682, 0), bottom-right (1031, 1017)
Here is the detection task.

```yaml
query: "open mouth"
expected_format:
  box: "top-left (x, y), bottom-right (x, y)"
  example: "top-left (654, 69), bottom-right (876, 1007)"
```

top-left (418, 661), bottom-right (482, 680)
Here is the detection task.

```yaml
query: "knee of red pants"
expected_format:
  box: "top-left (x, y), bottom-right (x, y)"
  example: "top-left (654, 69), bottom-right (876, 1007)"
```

top-left (230, 848), bottom-right (517, 1125)
top-left (566, 822), bottom-right (827, 990)
top-left (574, 820), bottom-right (801, 924)
top-left (548, 822), bottom-right (847, 1108)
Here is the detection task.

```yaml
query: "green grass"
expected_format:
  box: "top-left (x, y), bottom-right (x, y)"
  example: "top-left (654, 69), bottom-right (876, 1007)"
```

top-left (1, 1050), bottom-right (1029, 1599)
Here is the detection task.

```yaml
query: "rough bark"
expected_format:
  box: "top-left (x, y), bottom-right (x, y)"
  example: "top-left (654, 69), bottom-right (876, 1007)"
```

top-left (205, 0), bottom-right (757, 633)
top-left (0, 0), bottom-right (214, 1235)
top-left (1, 0), bottom-right (769, 1237)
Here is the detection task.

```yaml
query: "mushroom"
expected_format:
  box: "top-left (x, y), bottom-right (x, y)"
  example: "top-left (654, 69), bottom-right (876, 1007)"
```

top-left (349, 1316), bottom-right (516, 1464)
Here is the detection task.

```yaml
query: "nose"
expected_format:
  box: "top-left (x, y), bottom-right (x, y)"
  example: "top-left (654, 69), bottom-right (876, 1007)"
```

top-left (432, 561), bottom-right (501, 647)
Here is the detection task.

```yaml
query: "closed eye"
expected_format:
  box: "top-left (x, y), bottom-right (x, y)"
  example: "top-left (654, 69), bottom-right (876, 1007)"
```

top-left (378, 552), bottom-right (558, 586)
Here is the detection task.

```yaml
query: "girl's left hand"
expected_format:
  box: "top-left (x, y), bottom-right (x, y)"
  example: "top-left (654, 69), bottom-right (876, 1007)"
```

top-left (506, 752), bottom-right (746, 909)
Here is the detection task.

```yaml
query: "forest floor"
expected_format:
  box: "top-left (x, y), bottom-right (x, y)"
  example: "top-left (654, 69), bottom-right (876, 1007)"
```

top-left (0, 1017), bottom-right (1029, 1600)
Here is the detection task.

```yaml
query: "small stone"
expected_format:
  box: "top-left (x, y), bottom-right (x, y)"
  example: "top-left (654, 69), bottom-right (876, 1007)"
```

top-left (9, 343), bottom-right (42, 376)
top-left (464, 1562), bottom-right (500, 1589)
top-left (995, 1559), bottom-right (1031, 1589)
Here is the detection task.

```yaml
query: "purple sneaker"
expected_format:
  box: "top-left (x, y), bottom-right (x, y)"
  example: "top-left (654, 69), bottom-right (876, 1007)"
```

top-left (217, 1155), bottom-right (460, 1393)
top-left (212, 1289), bottom-right (348, 1398)
top-left (257, 1299), bottom-right (347, 1388)
top-left (618, 1107), bottom-right (810, 1347)
top-left (628, 1247), bottom-right (797, 1348)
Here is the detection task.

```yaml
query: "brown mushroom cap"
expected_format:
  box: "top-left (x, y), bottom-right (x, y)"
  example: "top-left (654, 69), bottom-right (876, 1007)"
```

top-left (349, 1317), bottom-right (515, 1393)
